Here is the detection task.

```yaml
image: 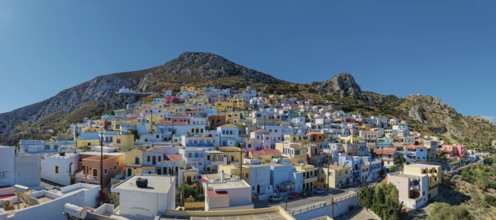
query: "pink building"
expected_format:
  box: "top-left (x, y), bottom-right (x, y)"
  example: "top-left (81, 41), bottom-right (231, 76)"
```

top-left (440, 144), bottom-right (466, 158)
top-left (165, 96), bottom-right (177, 105)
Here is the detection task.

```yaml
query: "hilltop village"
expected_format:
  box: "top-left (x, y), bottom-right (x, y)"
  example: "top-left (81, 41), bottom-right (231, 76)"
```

top-left (0, 86), bottom-right (479, 220)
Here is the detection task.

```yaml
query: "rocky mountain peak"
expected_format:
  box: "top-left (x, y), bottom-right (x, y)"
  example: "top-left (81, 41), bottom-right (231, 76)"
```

top-left (317, 72), bottom-right (363, 99)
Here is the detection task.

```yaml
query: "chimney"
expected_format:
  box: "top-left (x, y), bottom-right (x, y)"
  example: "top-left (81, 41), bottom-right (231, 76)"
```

top-left (221, 170), bottom-right (225, 182)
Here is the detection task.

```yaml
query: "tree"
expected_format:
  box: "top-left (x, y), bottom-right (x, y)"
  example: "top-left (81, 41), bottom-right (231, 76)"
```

top-left (483, 156), bottom-right (493, 166)
top-left (367, 182), bottom-right (404, 220)
top-left (428, 203), bottom-right (471, 220)
top-left (177, 184), bottom-right (199, 200)
top-left (358, 186), bottom-right (374, 209)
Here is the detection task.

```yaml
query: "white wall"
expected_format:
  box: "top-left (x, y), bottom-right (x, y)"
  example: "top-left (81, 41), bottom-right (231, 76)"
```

top-left (15, 154), bottom-right (41, 187)
top-left (4, 187), bottom-right (98, 220)
top-left (41, 154), bottom-right (79, 186)
top-left (0, 147), bottom-right (15, 187)
top-left (60, 183), bottom-right (100, 208)
top-left (118, 191), bottom-right (165, 219)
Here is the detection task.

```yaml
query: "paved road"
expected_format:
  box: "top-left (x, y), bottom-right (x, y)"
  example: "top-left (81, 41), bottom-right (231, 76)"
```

top-left (254, 188), bottom-right (357, 210)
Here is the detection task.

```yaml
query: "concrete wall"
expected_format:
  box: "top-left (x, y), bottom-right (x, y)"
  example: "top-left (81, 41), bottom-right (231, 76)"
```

top-left (291, 195), bottom-right (358, 220)
top-left (4, 189), bottom-right (89, 220)
top-left (118, 191), bottom-right (168, 219)
top-left (0, 147), bottom-right (15, 187)
top-left (14, 154), bottom-right (41, 187)
top-left (60, 183), bottom-right (100, 208)
top-left (249, 166), bottom-right (271, 194)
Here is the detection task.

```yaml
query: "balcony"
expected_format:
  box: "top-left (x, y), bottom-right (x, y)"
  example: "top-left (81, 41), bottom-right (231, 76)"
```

top-left (409, 189), bottom-right (421, 199)
top-left (210, 157), bottom-right (227, 166)
top-left (126, 163), bottom-right (142, 168)
top-left (304, 176), bottom-right (318, 184)
top-left (75, 171), bottom-right (99, 184)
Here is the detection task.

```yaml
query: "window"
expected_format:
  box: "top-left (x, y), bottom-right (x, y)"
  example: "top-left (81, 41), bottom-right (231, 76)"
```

top-left (116, 139), bottom-right (121, 144)
top-left (105, 168), bottom-right (108, 175)
top-left (0, 171), bottom-right (7, 179)
top-left (55, 166), bottom-right (59, 174)
top-left (158, 157), bottom-right (161, 162)
top-left (45, 145), bottom-right (50, 150)
top-left (114, 164), bottom-right (117, 170)
top-left (147, 156), bottom-right (151, 162)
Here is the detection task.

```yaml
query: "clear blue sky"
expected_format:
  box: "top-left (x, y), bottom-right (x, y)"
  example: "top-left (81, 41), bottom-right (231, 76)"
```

top-left (0, 1), bottom-right (495, 121)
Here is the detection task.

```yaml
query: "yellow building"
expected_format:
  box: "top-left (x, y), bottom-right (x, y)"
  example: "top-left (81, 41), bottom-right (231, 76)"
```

top-left (295, 164), bottom-right (318, 191)
top-left (225, 111), bottom-right (242, 124)
top-left (276, 142), bottom-right (307, 165)
top-left (188, 97), bottom-right (209, 105)
top-left (124, 148), bottom-right (145, 176)
top-left (403, 164), bottom-right (442, 198)
top-left (283, 134), bottom-right (308, 143)
top-left (228, 98), bottom-right (247, 110)
top-left (76, 139), bottom-right (101, 148)
top-left (218, 164), bottom-right (251, 182)
top-left (218, 147), bottom-right (243, 163)
top-left (320, 165), bottom-right (352, 189)
top-left (112, 134), bottom-right (135, 151)
top-left (183, 168), bottom-right (200, 185)
top-left (81, 127), bottom-right (105, 133)
top-left (214, 101), bottom-right (234, 112)
top-left (339, 136), bottom-right (362, 144)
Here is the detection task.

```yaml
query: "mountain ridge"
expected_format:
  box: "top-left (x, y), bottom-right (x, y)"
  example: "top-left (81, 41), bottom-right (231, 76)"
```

top-left (0, 52), bottom-right (494, 146)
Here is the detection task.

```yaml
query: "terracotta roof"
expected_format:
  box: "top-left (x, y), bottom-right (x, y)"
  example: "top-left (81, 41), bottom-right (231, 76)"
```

top-left (307, 132), bottom-right (324, 135)
top-left (251, 149), bottom-right (282, 156)
top-left (207, 190), bottom-right (230, 199)
top-left (373, 148), bottom-right (396, 155)
top-left (164, 154), bottom-right (183, 162)
top-left (406, 144), bottom-right (425, 150)
top-left (159, 121), bottom-right (188, 125)
top-left (200, 178), bottom-right (209, 183)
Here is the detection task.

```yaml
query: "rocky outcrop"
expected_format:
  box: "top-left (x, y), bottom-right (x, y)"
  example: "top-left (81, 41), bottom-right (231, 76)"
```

top-left (316, 73), bottom-right (363, 99)
top-left (409, 106), bottom-right (427, 124)
top-left (399, 95), bottom-right (495, 145)
top-left (0, 74), bottom-right (140, 144)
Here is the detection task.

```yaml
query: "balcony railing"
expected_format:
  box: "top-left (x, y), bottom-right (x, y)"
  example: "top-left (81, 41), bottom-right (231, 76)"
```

top-left (75, 171), bottom-right (99, 183)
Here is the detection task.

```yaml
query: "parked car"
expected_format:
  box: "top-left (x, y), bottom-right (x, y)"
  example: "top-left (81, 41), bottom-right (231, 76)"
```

top-left (268, 194), bottom-right (283, 203)
top-left (314, 188), bottom-right (327, 195)
top-left (287, 192), bottom-right (300, 200)
top-left (301, 190), bottom-right (313, 197)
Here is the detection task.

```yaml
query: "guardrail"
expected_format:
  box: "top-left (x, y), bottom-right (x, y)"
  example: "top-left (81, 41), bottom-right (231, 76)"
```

top-left (288, 191), bottom-right (358, 216)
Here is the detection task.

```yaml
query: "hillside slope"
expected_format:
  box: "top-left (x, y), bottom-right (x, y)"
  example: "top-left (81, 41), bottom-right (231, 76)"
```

top-left (0, 52), bottom-right (494, 146)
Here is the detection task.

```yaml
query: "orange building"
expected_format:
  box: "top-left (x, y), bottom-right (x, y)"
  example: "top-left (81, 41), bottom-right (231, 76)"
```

top-left (75, 153), bottom-right (125, 186)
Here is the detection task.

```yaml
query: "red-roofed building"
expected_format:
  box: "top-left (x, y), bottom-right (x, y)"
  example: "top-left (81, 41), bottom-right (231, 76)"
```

top-left (248, 149), bottom-right (282, 161)
top-left (440, 144), bottom-right (466, 158)
top-left (374, 148), bottom-right (398, 167)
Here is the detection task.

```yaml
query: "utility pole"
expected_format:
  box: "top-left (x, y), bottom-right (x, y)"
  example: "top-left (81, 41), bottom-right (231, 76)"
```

top-left (330, 197), bottom-right (334, 218)
top-left (240, 142), bottom-right (243, 180)
top-left (327, 153), bottom-right (332, 192)
top-left (99, 132), bottom-right (104, 189)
